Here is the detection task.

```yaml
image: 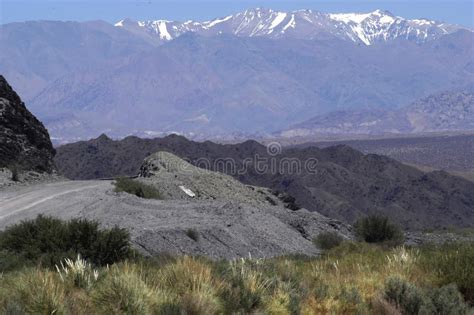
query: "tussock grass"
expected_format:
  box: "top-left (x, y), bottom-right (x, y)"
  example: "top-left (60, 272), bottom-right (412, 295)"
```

top-left (1, 242), bottom-right (472, 314)
top-left (114, 177), bottom-right (162, 199)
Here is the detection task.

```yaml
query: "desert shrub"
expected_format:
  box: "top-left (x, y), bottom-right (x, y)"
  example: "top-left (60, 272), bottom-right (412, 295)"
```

top-left (9, 164), bottom-right (20, 182)
top-left (384, 277), bottom-right (428, 315)
top-left (0, 250), bottom-right (27, 272)
top-left (0, 215), bottom-right (134, 270)
top-left (114, 177), bottom-right (161, 199)
top-left (384, 277), bottom-right (468, 315)
top-left (419, 242), bottom-right (474, 304)
top-left (354, 215), bottom-right (404, 245)
top-left (427, 284), bottom-right (468, 315)
top-left (313, 232), bottom-right (344, 251)
top-left (186, 229), bottom-right (200, 242)
top-left (272, 190), bottom-right (300, 210)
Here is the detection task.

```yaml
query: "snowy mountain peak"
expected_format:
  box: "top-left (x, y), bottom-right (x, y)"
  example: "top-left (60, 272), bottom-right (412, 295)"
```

top-left (115, 8), bottom-right (467, 45)
top-left (328, 9), bottom-right (394, 24)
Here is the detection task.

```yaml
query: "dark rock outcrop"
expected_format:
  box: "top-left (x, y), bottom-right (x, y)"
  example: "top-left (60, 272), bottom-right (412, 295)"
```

top-left (0, 75), bottom-right (55, 172)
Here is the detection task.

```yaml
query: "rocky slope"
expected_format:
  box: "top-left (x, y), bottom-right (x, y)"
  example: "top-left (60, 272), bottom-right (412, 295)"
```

top-left (0, 75), bottom-right (55, 173)
top-left (280, 90), bottom-right (474, 137)
top-left (55, 135), bottom-right (474, 230)
top-left (0, 163), bottom-right (351, 259)
top-left (138, 151), bottom-right (282, 208)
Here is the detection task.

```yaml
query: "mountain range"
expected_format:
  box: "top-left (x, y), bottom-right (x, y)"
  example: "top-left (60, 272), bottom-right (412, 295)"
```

top-left (0, 8), bottom-right (472, 142)
top-left (280, 90), bottom-right (474, 137)
top-left (115, 8), bottom-right (465, 45)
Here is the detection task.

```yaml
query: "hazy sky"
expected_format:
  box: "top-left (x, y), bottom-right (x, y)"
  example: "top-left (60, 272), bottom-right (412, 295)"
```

top-left (1, 0), bottom-right (473, 27)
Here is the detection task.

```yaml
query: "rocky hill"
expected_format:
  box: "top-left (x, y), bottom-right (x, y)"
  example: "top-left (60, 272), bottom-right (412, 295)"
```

top-left (0, 75), bottom-right (55, 173)
top-left (307, 134), bottom-right (474, 173)
top-left (55, 135), bottom-right (474, 230)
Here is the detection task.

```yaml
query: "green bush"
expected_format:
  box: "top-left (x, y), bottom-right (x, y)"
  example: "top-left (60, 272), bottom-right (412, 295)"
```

top-left (384, 277), bottom-right (428, 315)
top-left (0, 216), bottom-right (135, 270)
top-left (313, 232), bottom-right (344, 251)
top-left (114, 177), bottom-right (161, 199)
top-left (384, 277), bottom-right (468, 315)
top-left (354, 215), bottom-right (404, 245)
top-left (428, 284), bottom-right (469, 314)
top-left (0, 250), bottom-right (27, 272)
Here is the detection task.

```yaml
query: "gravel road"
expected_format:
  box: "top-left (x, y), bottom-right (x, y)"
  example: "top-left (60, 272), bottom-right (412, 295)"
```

top-left (0, 180), bottom-right (108, 222)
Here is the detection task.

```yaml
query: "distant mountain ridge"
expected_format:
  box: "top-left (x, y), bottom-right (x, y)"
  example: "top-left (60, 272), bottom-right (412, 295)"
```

top-left (115, 8), bottom-right (467, 45)
top-left (0, 9), bottom-right (472, 142)
top-left (280, 90), bottom-right (474, 137)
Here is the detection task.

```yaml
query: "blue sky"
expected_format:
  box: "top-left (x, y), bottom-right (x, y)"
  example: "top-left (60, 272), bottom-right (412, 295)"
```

top-left (1, 0), bottom-right (473, 27)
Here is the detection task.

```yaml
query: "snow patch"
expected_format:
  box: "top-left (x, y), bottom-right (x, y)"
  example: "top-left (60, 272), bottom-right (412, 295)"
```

top-left (184, 114), bottom-right (210, 123)
top-left (270, 12), bottom-right (287, 29)
top-left (329, 12), bottom-right (371, 24)
top-left (203, 15), bottom-right (232, 29)
top-left (283, 14), bottom-right (296, 31)
top-left (157, 21), bottom-right (172, 40)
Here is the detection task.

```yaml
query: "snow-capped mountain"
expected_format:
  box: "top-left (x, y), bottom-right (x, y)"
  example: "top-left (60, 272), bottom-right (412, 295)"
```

top-left (1, 10), bottom-right (472, 142)
top-left (115, 8), bottom-right (466, 45)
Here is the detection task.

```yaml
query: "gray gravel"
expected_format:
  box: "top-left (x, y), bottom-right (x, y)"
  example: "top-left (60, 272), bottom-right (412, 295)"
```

top-left (0, 178), bottom-right (351, 259)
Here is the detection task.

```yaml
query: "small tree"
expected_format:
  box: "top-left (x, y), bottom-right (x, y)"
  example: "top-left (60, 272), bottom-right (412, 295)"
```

top-left (354, 215), bottom-right (404, 245)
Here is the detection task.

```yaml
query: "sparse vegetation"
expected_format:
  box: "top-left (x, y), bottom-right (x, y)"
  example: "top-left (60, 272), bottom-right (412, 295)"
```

top-left (354, 215), bottom-right (404, 245)
top-left (418, 242), bottom-right (474, 304)
top-left (313, 231), bottom-right (344, 251)
top-left (0, 215), bottom-right (134, 271)
top-left (9, 164), bottom-right (20, 181)
top-left (1, 240), bottom-right (472, 313)
top-left (114, 177), bottom-right (162, 199)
